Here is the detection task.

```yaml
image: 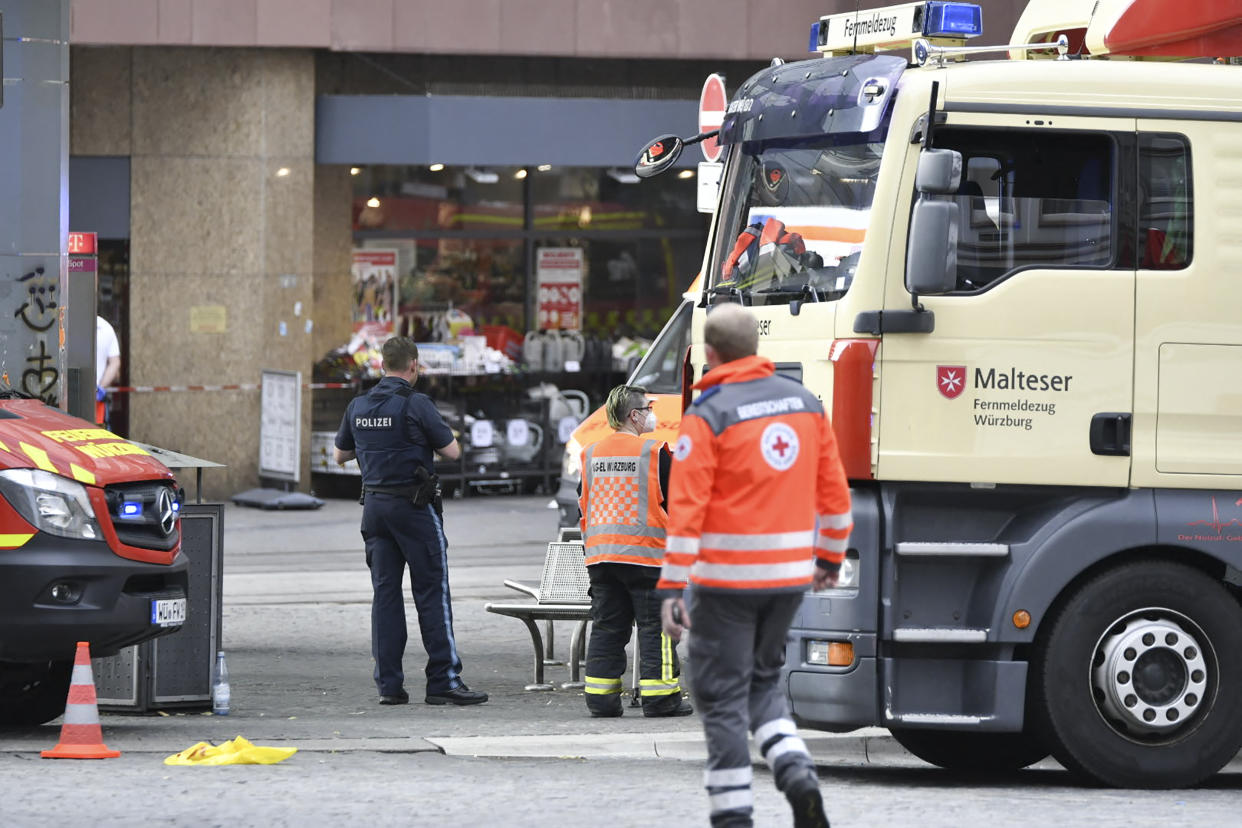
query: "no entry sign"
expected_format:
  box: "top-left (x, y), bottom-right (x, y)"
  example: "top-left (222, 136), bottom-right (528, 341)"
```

top-left (699, 73), bottom-right (727, 163)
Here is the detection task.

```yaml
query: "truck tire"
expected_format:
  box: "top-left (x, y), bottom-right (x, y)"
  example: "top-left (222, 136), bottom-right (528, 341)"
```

top-left (1032, 560), bottom-right (1242, 788)
top-left (0, 659), bottom-right (73, 727)
top-left (890, 728), bottom-right (1048, 772)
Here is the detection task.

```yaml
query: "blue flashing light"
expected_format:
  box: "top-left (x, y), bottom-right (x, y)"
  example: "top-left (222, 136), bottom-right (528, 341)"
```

top-left (924, 2), bottom-right (983, 38)
top-left (121, 500), bottom-right (142, 518)
top-left (172, 501), bottom-right (181, 513)
top-left (808, 20), bottom-right (822, 53)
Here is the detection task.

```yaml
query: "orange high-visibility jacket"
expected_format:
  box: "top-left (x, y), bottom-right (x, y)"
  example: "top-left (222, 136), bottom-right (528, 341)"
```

top-left (579, 431), bottom-right (669, 567)
top-left (657, 355), bottom-right (852, 592)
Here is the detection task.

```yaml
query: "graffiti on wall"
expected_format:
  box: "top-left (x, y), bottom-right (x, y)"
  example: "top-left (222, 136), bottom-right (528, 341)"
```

top-left (11, 266), bottom-right (60, 404)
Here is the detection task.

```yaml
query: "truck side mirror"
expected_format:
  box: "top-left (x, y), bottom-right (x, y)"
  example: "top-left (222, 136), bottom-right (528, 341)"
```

top-left (915, 148), bottom-right (962, 194)
top-left (635, 134), bottom-right (684, 179)
top-left (906, 199), bottom-right (958, 295)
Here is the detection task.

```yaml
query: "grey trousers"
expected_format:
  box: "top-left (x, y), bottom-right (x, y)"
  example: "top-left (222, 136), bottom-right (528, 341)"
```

top-left (686, 590), bottom-right (815, 826)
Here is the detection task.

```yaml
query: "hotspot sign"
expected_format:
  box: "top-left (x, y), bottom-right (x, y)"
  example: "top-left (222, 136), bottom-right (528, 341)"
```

top-left (699, 73), bottom-right (727, 163)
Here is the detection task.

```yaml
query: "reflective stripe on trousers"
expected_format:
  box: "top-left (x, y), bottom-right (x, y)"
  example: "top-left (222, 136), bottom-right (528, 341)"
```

top-left (584, 676), bottom-right (623, 695)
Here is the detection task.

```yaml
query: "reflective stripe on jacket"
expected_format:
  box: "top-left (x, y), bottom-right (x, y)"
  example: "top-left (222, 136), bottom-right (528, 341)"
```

top-left (579, 432), bottom-right (668, 567)
top-left (657, 355), bottom-right (852, 592)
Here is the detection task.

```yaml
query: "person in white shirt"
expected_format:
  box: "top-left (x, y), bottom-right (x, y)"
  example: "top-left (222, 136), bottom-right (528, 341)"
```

top-left (96, 316), bottom-right (120, 426)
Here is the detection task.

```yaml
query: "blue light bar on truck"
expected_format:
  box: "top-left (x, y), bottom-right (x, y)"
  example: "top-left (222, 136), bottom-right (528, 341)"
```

top-left (923, 2), bottom-right (982, 38)
top-left (811, 2), bottom-right (982, 54)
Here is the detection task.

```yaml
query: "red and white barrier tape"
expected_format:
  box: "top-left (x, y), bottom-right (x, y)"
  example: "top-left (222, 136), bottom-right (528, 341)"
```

top-left (105, 382), bottom-right (356, 393)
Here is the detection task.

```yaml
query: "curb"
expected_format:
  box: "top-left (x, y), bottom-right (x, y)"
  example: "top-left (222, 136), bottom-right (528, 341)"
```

top-left (425, 727), bottom-right (895, 763)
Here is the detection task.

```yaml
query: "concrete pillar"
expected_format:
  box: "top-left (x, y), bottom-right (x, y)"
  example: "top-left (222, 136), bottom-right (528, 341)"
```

top-left (123, 48), bottom-right (318, 497)
top-left (0, 1), bottom-right (69, 404)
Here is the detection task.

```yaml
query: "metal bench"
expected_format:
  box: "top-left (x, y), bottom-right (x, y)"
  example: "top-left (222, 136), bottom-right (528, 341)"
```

top-left (499, 526), bottom-right (582, 667)
top-left (485, 541), bottom-right (592, 690)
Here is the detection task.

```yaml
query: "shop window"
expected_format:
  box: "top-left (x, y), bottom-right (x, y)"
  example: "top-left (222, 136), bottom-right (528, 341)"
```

top-left (365, 237), bottom-right (526, 337)
top-left (538, 237), bottom-right (701, 339)
top-left (529, 167), bottom-right (702, 232)
top-left (932, 128), bottom-right (1116, 291)
top-left (352, 164), bottom-right (705, 342)
top-left (354, 164), bottom-right (702, 236)
top-left (1138, 134), bottom-right (1192, 270)
top-left (354, 165), bottom-right (525, 233)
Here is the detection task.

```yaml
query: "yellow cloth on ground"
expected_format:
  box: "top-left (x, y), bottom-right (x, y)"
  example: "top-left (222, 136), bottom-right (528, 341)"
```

top-left (164, 736), bottom-right (297, 766)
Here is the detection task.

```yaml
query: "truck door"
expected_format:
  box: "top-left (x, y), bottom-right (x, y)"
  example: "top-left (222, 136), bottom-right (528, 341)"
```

top-left (1131, 123), bottom-right (1242, 486)
top-left (876, 116), bottom-right (1137, 487)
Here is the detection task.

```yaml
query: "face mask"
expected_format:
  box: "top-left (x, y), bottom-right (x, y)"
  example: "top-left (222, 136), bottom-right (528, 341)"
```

top-left (642, 411), bottom-right (657, 432)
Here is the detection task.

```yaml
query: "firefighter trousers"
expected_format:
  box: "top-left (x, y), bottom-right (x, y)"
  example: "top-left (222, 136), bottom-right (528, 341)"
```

top-left (687, 590), bottom-right (815, 827)
top-left (584, 562), bottom-right (682, 715)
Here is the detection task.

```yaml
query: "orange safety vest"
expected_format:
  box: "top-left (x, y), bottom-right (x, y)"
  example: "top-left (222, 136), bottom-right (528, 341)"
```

top-left (657, 355), bottom-right (852, 592)
top-left (578, 431), bottom-right (668, 567)
top-left (721, 218), bottom-right (807, 288)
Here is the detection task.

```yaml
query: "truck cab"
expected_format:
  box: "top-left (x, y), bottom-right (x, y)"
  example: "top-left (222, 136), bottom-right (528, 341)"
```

top-left (0, 395), bottom-right (188, 725)
top-left (638, 0), bottom-right (1242, 788)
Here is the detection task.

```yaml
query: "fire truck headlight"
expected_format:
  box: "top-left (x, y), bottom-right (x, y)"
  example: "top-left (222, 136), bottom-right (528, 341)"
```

top-left (0, 468), bottom-right (100, 541)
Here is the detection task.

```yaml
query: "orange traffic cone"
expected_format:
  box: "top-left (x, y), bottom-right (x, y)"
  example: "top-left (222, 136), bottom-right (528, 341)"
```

top-left (41, 641), bottom-right (121, 759)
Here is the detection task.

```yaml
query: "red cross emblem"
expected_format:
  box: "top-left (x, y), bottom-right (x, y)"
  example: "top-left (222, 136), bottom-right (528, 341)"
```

top-left (760, 423), bottom-right (799, 471)
top-left (937, 365), bottom-right (967, 400)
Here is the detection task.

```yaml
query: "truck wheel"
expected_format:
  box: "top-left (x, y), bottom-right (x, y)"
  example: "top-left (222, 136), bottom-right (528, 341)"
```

top-left (890, 728), bottom-right (1048, 772)
top-left (0, 660), bottom-right (73, 727)
top-left (1033, 560), bottom-right (1242, 788)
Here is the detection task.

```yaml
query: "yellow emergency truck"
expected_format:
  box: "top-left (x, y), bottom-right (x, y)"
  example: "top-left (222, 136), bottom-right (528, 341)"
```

top-left (636, 0), bottom-right (1242, 788)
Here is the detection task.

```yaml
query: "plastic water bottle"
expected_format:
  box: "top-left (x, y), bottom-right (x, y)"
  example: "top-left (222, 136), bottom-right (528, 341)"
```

top-left (212, 651), bottom-right (231, 715)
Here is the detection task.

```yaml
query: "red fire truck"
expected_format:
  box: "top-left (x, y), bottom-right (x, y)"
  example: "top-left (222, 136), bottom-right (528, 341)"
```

top-left (0, 394), bottom-right (187, 725)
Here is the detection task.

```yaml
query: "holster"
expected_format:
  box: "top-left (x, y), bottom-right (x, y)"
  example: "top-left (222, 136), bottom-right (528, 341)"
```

top-left (411, 466), bottom-right (441, 508)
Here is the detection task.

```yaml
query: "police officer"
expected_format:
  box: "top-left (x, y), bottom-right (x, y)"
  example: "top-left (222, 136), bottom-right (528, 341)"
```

top-left (333, 336), bottom-right (487, 706)
top-left (659, 304), bottom-right (851, 828)
top-left (578, 385), bottom-right (692, 718)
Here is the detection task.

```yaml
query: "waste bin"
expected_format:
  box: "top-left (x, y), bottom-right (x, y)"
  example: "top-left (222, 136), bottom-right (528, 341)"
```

top-left (94, 447), bottom-right (225, 711)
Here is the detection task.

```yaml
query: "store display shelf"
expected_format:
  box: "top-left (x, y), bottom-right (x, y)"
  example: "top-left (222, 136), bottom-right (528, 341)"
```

top-left (307, 365), bottom-right (593, 498)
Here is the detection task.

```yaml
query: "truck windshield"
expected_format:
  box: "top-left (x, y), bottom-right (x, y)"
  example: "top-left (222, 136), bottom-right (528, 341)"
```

top-left (710, 140), bottom-right (881, 306)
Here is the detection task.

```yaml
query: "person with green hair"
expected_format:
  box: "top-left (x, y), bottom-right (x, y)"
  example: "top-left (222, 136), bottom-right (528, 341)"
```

top-left (576, 384), bottom-right (692, 718)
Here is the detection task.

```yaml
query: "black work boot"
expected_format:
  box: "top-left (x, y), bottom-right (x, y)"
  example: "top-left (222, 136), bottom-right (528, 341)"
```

top-left (586, 698), bottom-right (623, 718)
top-left (784, 771), bottom-right (830, 828)
top-left (642, 696), bottom-right (694, 718)
top-left (710, 810), bottom-right (753, 828)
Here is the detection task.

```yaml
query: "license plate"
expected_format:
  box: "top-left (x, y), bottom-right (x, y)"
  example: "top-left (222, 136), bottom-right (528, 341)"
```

top-left (151, 598), bottom-right (186, 627)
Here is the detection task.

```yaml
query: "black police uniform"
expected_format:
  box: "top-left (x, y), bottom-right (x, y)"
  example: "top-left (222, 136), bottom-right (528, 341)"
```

top-left (335, 375), bottom-right (464, 698)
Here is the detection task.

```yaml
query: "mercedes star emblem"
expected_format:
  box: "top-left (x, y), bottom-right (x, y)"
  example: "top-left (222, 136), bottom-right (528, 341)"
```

top-left (156, 488), bottom-right (177, 535)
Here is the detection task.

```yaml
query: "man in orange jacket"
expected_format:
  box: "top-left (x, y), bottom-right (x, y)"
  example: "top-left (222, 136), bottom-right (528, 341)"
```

top-left (660, 303), bottom-right (852, 828)
top-left (579, 384), bottom-right (692, 718)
